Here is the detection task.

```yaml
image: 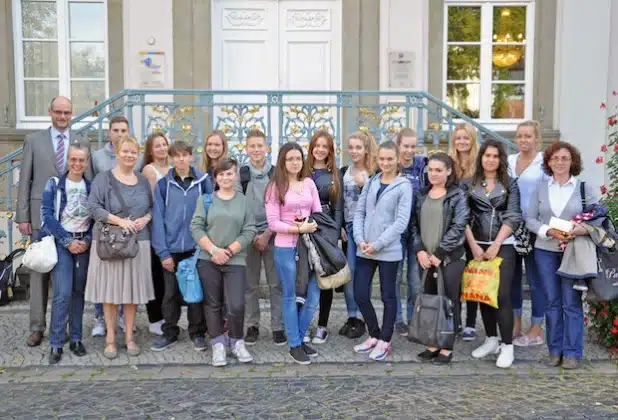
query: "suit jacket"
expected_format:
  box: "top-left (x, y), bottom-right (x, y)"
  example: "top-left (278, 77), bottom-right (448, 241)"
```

top-left (16, 128), bottom-right (91, 231)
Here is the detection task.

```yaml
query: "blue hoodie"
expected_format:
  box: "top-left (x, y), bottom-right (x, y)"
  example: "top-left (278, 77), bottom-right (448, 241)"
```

top-left (151, 167), bottom-right (213, 261)
top-left (401, 154), bottom-right (428, 194)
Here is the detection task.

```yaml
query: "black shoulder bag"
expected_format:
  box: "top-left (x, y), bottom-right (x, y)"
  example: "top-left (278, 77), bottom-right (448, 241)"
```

top-left (96, 172), bottom-right (139, 261)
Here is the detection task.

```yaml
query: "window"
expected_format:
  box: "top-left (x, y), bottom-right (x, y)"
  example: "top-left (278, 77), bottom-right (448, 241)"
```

top-left (12, 0), bottom-right (108, 125)
top-left (443, 1), bottom-right (535, 125)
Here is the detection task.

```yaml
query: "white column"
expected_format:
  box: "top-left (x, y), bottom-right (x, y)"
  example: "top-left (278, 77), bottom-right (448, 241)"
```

top-left (554, 0), bottom-right (611, 185)
top-left (379, 0), bottom-right (428, 92)
top-left (122, 0), bottom-right (174, 140)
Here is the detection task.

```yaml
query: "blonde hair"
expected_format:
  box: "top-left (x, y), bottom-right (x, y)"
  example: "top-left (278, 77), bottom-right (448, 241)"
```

top-left (448, 123), bottom-right (479, 180)
top-left (515, 120), bottom-right (542, 148)
top-left (348, 130), bottom-right (378, 175)
top-left (200, 130), bottom-right (228, 173)
top-left (114, 136), bottom-right (140, 155)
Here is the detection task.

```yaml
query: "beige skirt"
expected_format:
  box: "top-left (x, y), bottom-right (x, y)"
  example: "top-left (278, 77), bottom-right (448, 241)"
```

top-left (85, 240), bottom-right (154, 305)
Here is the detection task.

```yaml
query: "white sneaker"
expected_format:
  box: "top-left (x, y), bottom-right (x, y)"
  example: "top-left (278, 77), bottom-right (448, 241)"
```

top-left (496, 344), bottom-right (514, 368)
top-left (232, 340), bottom-right (253, 363)
top-left (212, 343), bottom-right (227, 367)
top-left (312, 327), bottom-right (328, 344)
top-left (368, 340), bottom-right (392, 361)
top-left (91, 318), bottom-right (105, 337)
top-left (354, 337), bottom-right (378, 354)
top-left (149, 320), bottom-right (164, 336)
top-left (303, 332), bottom-right (311, 343)
top-left (471, 336), bottom-right (500, 359)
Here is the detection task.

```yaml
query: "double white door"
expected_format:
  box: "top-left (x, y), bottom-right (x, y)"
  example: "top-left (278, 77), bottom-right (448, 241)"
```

top-left (211, 0), bottom-right (342, 160)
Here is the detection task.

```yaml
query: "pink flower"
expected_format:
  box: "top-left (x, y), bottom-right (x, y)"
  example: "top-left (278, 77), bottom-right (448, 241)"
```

top-left (614, 144), bottom-right (618, 152)
top-left (601, 144), bottom-right (608, 152)
top-left (601, 185), bottom-right (608, 195)
top-left (596, 156), bottom-right (605, 164)
top-left (601, 102), bottom-right (607, 109)
top-left (609, 117), bottom-right (617, 127)
top-left (612, 327), bottom-right (618, 335)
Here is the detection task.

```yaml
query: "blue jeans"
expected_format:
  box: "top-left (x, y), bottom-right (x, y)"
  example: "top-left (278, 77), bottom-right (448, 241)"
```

top-left (274, 246), bottom-right (320, 348)
top-left (344, 223), bottom-right (361, 319)
top-left (354, 256), bottom-right (399, 342)
top-left (395, 233), bottom-right (420, 325)
top-left (512, 251), bottom-right (546, 325)
top-left (535, 249), bottom-right (584, 359)
top-left (50, 241), bottom-right (89, 348)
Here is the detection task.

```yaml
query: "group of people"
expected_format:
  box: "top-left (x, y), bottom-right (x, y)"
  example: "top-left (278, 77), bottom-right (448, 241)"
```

top-left (17, 96), bottom-right (601, 370)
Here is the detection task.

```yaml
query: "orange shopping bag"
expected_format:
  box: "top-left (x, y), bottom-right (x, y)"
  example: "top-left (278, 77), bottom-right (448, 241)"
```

top-left (461, 258), bottom-right (503, 309)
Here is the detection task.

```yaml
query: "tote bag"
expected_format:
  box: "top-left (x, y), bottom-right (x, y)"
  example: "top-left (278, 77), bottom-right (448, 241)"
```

top-left (407, 267), bottom-right (456, 349)
top-left (461, 257), bottom-right (503, 309)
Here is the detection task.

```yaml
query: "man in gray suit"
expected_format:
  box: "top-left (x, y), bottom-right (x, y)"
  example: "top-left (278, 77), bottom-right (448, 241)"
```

top-left (16, 96), bottom-right (91, 347)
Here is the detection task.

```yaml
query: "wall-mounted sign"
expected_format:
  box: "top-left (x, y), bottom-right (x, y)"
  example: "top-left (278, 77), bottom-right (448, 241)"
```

top-left (138, 51), bottom-right (165, 88)
top-left (388, 51), bottom-right (415, 89)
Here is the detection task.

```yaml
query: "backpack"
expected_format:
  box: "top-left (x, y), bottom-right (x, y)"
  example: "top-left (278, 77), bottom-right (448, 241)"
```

top-left (0, 248), bottom-right (26, 306)
top-left (239, 165), bottom-right (275, 194)
top-left (175, 192), bottom-right (213, 304)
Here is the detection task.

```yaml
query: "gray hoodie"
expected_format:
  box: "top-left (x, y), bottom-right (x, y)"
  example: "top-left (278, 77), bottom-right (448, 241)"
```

top-left (353, 174), bottom-right (413, 262)
top-left (236, 161), bottom-right (272, 233)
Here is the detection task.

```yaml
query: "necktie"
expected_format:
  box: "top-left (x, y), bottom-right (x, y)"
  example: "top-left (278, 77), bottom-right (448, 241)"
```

top-left (56, 134), bottom-right (65, 172)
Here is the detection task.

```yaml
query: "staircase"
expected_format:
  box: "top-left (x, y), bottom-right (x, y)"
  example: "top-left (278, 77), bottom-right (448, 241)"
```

top-left (0, 89), bottom-right (515, 255)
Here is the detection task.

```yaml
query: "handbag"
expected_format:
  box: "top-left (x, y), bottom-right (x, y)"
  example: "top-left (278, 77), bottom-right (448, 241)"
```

top-left (96, 172), bottom-right (139, 261)
top-left (407, 266), bottom-right (456, 349)
top-left (461, 257), bottom-right (503, 308)
top-left (22, 177), bottom-right (62, 273)
top-left (176, 250), bottom-right (203, 303)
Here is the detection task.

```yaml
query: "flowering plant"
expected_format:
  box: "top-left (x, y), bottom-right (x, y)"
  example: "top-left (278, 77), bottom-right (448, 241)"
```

top-left (588, 91), bottom-right (618, 354)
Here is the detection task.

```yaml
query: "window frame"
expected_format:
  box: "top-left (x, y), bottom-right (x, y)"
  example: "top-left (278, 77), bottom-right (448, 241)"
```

top-left (442, 0), bottom-right (535, 130)
top-left (12, 0), bottom-right (109, 128)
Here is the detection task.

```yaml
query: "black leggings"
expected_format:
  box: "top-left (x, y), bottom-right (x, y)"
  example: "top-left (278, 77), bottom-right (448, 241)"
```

top-left (317, 289), bottom-right (333, 327)
top-left (468, 244), bottom-right (516, 344)
top-left (146, 248), bottom-right (165, 324)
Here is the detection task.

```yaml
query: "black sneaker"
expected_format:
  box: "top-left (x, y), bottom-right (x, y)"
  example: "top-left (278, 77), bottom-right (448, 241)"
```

top-left (417, 348), bottom-right (440, 362)
top-left (150, 336), bottom-right (178, 352)
top-left (432, 352), bottom-right (453, 365)
top-left (245, 326), bottom-right (259, 346)
top-left (347, 318), bottom-right (366, 339)
top-left (272, 330), bottom-right (287, 346)
top-left (338, 318), bottom-right (354, 336)
top-left (302, 343), bottom-right (318, 358)
top-left (289, 346), bottom-right (311, 365)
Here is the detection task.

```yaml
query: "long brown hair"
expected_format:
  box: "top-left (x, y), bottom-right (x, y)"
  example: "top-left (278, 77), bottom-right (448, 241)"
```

top-left (142, 132), bottom-right (169, 169)
top-left (265, 142), bottom-right (310, 205)
top-left (448, 123), bottom-right (479, 180)
top-left (200, 130), bottom-right (228, 172)
top-left (348, 130), bottom-right (378, 175)
top-left (307, 131), bottom-right (341, 202)
top-left (472, 139), bottom-right (510, 187)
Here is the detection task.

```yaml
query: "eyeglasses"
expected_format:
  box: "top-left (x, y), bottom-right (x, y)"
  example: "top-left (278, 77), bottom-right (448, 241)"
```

top-left (550, 156), bottom-right (571, 163)
top-left (51, 109), bottom-right (72, 116)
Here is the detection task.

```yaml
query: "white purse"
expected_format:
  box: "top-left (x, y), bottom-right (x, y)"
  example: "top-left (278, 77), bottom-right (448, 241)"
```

top-left (22, 177), bottom-right (61, 273)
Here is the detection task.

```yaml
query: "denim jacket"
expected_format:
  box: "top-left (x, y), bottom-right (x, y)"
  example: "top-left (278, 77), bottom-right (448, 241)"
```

top-left (39, 174), bottom-right (93, 248)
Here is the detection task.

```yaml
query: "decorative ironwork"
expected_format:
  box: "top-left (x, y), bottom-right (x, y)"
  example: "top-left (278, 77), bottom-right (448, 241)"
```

top-left (213, 105), bottom-right (268, 166)
top-left (147, 105), bottom-right (202, 147)
top-left (356, 105), bottom-right (406, 142)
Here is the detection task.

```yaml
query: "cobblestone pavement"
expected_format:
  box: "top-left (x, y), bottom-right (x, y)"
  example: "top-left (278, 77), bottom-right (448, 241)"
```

top-left (0, 300), bottom-right (611, 367)
top-left (0, 363), bottom-right (617, 419)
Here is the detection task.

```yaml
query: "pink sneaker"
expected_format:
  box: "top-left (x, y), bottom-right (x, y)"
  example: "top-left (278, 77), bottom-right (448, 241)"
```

top-left (369, 340), bottom-right (392, 361)
top-left (354, 337), bottom-right (378, 353)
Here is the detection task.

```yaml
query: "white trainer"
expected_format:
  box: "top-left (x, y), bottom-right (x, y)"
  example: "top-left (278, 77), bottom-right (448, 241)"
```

top-left (149, 320), bottom-right (164, 336)
top-left (354, 337), bottom-right (378, 354)
top-left (91, 318), bottom-right (105, 337)
top-left (471, 336), bottom-right (500, 359)
top-left (212, 342), bottom-right (227, 367)
top-left (496, 344), bottom-right (514, 368)
top-left (232, 340), bottom-right (253, 363)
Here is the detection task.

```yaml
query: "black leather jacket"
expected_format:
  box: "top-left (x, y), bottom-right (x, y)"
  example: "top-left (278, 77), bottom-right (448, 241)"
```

top-left (410, 186), bottom-right (470, 264)
top-left (463, 177), bottom-right (522, 243)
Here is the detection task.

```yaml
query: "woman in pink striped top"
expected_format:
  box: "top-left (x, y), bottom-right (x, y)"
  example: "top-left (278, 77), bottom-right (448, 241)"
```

top-left (265, 142), bottom-right (322, 365)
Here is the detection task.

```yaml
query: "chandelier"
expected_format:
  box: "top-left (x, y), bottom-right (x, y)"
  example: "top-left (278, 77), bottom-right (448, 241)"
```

top-left (492, 8), bottom-right (524, 68)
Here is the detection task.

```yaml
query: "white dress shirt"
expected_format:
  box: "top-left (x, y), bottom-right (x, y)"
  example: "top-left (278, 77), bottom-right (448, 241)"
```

top-left (538, 176), bottom-right (577, 239)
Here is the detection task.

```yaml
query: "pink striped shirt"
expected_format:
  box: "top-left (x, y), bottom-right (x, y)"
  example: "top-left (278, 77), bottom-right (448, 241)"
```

top-left (265, 177), bottom-right (322, 247)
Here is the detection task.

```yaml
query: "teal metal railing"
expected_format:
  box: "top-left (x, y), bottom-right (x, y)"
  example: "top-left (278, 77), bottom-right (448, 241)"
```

top-left (0, 89), bottom-right (514, 252)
